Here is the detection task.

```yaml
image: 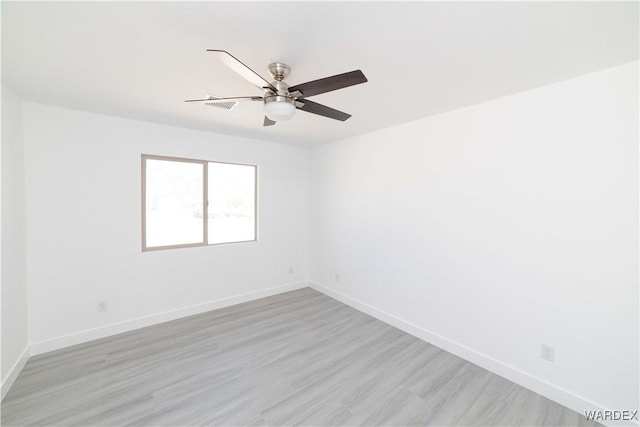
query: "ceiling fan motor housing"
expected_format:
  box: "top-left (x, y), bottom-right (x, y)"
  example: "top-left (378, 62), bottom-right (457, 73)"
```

top-left (269, 79), bottom-right (291, 96)
top-left (264, 66), bottom-right (296, 121)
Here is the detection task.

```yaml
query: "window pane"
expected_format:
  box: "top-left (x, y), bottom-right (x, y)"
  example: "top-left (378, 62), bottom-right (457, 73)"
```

top-left (208, 162), bottom-right (256, 244)
top-left (145, 159), bottom-right (204, 248)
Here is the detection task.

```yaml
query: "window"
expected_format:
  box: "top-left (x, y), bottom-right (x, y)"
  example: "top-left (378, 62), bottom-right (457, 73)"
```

top-left (142, 154), bottom-right (257, 251)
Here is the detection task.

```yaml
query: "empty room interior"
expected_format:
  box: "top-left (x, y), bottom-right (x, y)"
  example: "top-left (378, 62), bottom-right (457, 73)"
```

top-left (1, 1), bottom-right (638, 426)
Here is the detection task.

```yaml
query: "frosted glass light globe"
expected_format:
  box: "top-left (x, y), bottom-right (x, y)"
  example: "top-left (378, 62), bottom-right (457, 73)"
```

top-left (264, 99), bottom-right (296, 121)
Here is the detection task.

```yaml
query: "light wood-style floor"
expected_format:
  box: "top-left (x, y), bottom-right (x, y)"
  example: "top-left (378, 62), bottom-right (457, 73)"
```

top-left (2, 288), bottom-right (598, 426)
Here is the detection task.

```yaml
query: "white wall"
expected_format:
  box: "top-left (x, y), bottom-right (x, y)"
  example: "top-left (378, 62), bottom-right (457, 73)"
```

top-left (310, 62), bottom-right (639, 414)
top-left (23, 103), bottom-right (310, 352)
top-left (1, 84), bottom-right (29, 390)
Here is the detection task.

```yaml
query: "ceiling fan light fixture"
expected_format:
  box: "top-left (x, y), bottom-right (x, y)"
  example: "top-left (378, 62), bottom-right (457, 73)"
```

top-left (264, 96), bottom-right (296, 122)
top-left (188, 51), bottom-right (368, 127)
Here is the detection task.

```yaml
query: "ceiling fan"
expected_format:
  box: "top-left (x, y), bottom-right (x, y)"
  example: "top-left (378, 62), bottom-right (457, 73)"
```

top-left (185, 50), bottom-right (368, 126)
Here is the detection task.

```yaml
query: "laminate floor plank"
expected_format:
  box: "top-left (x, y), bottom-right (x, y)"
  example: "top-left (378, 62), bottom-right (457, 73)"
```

top-left (2, 288), bottom-right (599, 426)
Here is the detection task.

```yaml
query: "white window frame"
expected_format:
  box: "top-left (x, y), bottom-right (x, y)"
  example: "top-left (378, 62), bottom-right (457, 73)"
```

top-left (141, 154), bottom-right (258, 252)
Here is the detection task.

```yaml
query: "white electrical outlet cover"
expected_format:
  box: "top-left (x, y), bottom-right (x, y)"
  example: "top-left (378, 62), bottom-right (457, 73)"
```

top-left (541, 344), bottom-right (554, 361)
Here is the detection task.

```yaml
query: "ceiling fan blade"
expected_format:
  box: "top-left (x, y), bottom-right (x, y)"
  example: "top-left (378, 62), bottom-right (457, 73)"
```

top-left (263, 116), bottom-right (276, 127)
top-left (207, 50), bottom-right (277, 92)
top-left (288, 70), bottom-right (367, 98)
top-left (296, 99), bottom-right (352, 121)
top-left (184, 96), bottom-right (263, 103)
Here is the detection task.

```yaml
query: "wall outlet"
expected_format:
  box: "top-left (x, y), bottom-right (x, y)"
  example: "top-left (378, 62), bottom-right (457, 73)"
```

top-left (335, 273), bottom-right (340, 282)
top-left (541, 344), bottom-right (554, 362)
top-left (97, 300), bottom-right (108, 312)
top-left (289, 266), bottom-right (294, 275)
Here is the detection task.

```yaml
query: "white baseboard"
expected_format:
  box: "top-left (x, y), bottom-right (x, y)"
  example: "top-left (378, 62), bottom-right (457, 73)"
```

top-left (1, 345), bottom-right (30, 401)
top-left (30, 281), bottom-right (309, 356)
top-left (309, 282), bottom-right (635, 427)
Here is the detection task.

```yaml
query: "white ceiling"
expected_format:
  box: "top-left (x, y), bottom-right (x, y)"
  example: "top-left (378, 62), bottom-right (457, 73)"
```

top-left (2, 1), bottom-right (638, 147)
